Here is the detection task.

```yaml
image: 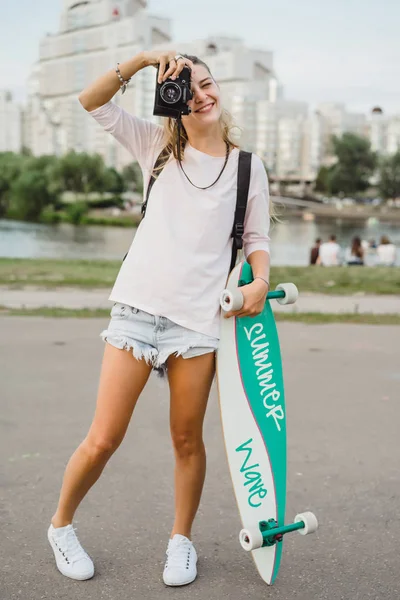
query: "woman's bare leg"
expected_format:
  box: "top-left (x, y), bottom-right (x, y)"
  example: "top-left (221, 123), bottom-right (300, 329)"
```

top-left (51, 343), bottom-right (152, 527)
top-left (167, 352), bottom-right (215, 539)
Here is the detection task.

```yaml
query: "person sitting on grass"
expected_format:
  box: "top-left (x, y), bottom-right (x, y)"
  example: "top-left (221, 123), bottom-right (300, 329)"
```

top-left (376, 235), bottom-right (397, 267)
top-left (317, 235), bottom-right (341, 266)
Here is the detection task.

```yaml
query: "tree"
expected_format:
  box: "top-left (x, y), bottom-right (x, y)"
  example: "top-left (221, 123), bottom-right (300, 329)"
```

top-left (328, 133), bottom-right (377, 195)
top-left (314, 165), bottom-right (332, 193)
top-left (26, 155), bottom-right (63, 198)
top-left (9, 170), bottom-right (53, 221)
top-left (54, 151), bottom-right (109, 194)
top-left (379, 151), bottom-right (400, 199)
top-left (65, 201), bottom-right (89, 225)
top-left (0, 152), bottom-right (29, 216)
top-left (104, 167), bottom-right (125, 195)
top-left (121, 162), bottom-right (143, 194)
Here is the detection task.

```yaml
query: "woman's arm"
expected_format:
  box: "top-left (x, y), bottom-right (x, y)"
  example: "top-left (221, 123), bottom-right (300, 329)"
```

top-left (224, 157), bottom-right (271, 319)
top-left (247, 249), bottom-right (270, 288)
top-left (79, 53), bottom-right (148, 112)
top-left (79, 49), bottom-right (191, 112)
top-left (223, 250), bottom-right (270, 320)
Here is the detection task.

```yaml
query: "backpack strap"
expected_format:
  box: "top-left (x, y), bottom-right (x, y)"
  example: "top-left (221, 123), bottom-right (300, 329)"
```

top-left (141, 147), bottom-right (171, 219)
top-left (229, 150), bottom-right (252, 273)
top-left (124, 148), bottom-right (252, 272)
top-left (122, 148), bottom-right (169, 261)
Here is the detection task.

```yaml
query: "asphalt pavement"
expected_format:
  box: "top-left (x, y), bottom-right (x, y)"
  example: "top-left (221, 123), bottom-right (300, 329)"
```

top-left (0, 317), bottom-right (399, 600)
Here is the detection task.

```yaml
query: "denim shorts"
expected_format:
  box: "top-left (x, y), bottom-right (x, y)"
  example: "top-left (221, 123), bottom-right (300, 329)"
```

top-left (101, 303), bottom-right (219, 377)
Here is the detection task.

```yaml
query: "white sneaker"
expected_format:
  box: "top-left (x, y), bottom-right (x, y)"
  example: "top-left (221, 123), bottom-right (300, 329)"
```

top-left (47, 524), bottom-right (94, 580)
top-left (163, 534), bottom-right (197, 586)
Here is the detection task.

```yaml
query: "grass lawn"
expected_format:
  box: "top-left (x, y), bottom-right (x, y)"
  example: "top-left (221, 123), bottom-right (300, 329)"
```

top-left (0, 258), bottom-right (399, 295)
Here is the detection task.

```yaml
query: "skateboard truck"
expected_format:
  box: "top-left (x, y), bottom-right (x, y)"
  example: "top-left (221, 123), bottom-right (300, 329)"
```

top-left (220, 282), bottom-right (299, 313)
top-left (239, 512), bottom-right (318, 552)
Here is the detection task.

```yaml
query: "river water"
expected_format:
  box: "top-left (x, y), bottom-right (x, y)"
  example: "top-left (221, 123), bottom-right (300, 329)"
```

top-left (1, 218), bottom-right (399, 266)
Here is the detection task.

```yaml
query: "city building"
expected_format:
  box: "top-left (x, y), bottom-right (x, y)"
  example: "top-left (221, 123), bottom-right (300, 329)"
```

top-left (25, 0), bottom-right (171, 167)
top-left (0, 91), bottom-right (22, 153)
top-left (255, 99), bottom-right (310, 181)
top-left (315, 102), bottom-right (367, 164)
top-left (26, 5), bottom-right (284, 168)
top-left (24, 0), bottom-right (398, 182)
top-left (367, 107), bottom-right (400, 155)
top-left (386, 116), bottom-right (400, 155)
top-left (368, 106), bottom-right (386, 154)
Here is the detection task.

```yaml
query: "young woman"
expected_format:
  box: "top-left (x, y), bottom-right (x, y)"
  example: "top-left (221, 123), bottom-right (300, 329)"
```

top-left (346, 236), bottom-right (364, 266)
top-left (377, 235), bottom-right (397, 266)
top-left (47, 50), bottom-right (271, 587)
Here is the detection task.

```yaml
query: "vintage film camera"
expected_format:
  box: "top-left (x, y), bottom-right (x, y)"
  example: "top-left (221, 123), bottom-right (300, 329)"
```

top-left (153, 65), bottom-right (193, 119)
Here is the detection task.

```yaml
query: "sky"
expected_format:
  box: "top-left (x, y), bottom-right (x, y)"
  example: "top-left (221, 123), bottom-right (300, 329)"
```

top-left (1, 0), bottom-right (399, 114)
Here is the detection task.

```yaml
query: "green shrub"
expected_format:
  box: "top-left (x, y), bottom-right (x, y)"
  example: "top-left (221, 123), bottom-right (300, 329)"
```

top-left (8, 170), bottom-right (53, 221)
top-left (87, 196), bottom-right (124, 209)
top-left (40, 207), bottom-right (62, 224)
top-left (65, 201), bottom-right (89, 225)
top-left (82, 214), bottom-right (139, 227)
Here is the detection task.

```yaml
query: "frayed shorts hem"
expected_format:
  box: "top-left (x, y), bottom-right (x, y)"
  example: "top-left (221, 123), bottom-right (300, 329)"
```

top-left (101, 331), bottom-right (216, 377)
top-left (100, 303), bottom-right (219, 378)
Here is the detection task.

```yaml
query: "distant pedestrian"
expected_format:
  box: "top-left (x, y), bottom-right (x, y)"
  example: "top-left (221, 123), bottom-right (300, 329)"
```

top-left (310, 238), bottom-right (322, 265)
top-left (346, 236), bottom-right (364, 266)
top-left (377, 235), bottom-right (397, 266)
top-left (317, 234), bottom-right (341, 266)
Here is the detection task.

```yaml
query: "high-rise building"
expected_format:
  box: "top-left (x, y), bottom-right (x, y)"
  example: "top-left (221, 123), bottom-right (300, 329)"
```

top-left (255, 100), bottom-right (309, 180)
top-left (27, 20), bottom-right (282, 168)
top-left (316, 102), bottom-right (367, 160)
top-left (386, 116), bottom-right (400, 155)
top-left (25, 0), bottom-right (171, 167)
top-left (0, 91), bottom-right (22, 152)
top-left (367, 106), bottom-right (386, 154)
top-left (367, 107), bottom-right (400, 156)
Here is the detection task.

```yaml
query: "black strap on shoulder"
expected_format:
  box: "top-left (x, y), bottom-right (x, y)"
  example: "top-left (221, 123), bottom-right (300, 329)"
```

top-left (141, 148), bottom-right (170, 219)
top-left (229, 150), bottom-right (252, 273)
top-left (124, 148), bottom-right (252, 271)
top-left (122, 149), bottom-right (169, 261)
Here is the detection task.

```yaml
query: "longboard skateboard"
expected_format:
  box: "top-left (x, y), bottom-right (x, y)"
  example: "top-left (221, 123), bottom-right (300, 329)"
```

top-left (216, 261), bottom-right (318, 585)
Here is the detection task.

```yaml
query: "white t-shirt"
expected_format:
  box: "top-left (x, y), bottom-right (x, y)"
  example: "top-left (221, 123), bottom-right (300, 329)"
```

top-left (90, 101), bottom-right (270, 338)
top-left (377, 243), bottom-right (396, 266)
top-left (318, 241), bottom-right (341, 266)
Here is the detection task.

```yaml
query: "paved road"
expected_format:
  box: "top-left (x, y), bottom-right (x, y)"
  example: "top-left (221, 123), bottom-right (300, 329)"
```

top-left (1, 286), bottom-right (399, 314)
top-left (1, 317), bottom-right (399, 600)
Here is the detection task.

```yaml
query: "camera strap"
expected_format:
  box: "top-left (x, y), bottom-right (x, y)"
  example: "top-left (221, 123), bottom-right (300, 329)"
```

top-left (123, 148), bottom-right (252, 273)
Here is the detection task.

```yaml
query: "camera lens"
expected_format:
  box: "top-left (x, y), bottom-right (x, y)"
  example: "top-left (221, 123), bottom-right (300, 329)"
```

top-left (160, 82), bottom-right (182, 105)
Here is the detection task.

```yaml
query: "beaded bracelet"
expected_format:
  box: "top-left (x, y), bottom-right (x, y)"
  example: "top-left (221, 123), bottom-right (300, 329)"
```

top-left (115, 63), bottom-right (131, 94)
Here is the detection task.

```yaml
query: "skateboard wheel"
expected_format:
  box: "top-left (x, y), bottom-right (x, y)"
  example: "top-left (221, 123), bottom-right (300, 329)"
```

top-left (294, 511), bottom-right (318, 535)
top-left (239, 526), bottom-right (263, 551)
top-left (275, 283), bottom-right (299, 305)
top-left (220, 288), bottom-right (244, 312)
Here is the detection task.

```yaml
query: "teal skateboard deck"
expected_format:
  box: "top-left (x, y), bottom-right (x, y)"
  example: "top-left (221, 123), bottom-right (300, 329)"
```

top-left (216, 261), bottom-right (318, 585)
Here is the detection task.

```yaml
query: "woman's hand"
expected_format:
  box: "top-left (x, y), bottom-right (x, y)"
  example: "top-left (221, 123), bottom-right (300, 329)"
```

top-left (223, 279), bottom-right (269, 319)
top-left (143, 50), bottom-right (194, 84)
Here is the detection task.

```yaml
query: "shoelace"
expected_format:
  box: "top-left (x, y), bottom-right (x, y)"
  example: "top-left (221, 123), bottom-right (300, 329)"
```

top-left (60, 527), bottom-right (88, 564)
top-left (166, 539), bottom-right (192, 570)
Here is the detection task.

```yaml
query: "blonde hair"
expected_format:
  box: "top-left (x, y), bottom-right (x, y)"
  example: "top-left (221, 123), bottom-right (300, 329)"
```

top-left (153, 54), bottom-right (276, 221)
top-left (154, 55), bottom-right (239, 170)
